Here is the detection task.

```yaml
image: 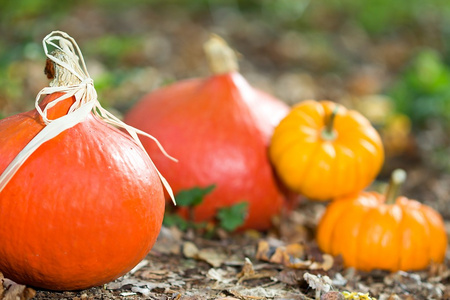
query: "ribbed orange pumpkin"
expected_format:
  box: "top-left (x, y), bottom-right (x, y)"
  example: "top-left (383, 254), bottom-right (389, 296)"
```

top-left (124, 35), bottom-right (290, 230)
top-left (0, 32), bottom-right (165, 290)
top-left (270, 100), bottom-right (384, 200)
top-left (316, 170), bottom-right (447, 272)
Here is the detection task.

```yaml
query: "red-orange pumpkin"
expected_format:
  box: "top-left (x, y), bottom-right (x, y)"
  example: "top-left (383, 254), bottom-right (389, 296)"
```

top-left (124, 35), bottom-right (290, 230)
top-left (0, 32), bottom-right (165, 290)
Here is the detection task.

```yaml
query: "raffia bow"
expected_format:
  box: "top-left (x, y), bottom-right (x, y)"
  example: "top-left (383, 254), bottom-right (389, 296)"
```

top-left (0, 31), bottom-right (176, 204)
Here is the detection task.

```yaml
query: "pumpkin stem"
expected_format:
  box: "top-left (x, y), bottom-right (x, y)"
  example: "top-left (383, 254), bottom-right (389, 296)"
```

top-left (45, 48), bottom-right (83, 87)
top-left (44, 58), bottom-right (55, 80)
top-left (385, 169), bottom-right (407, 204)
top-left (203, 34), bottom-right (239, 75)
top-left (320, 105), bottom-right (339, 141)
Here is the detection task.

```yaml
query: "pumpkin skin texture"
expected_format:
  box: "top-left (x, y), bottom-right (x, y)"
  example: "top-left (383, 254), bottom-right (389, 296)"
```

top-left (316, 192), bottom-right (448, 272)
top-left (0, 93), bottom-right (165, 290)
top-left (124, 71), bottom-right (289, 230)
top-left (270, 100), bottom-right (384, 200)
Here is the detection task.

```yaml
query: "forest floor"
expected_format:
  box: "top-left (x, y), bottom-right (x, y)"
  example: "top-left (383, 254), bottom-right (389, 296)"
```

top-left (31, 187), bottom-right (450, 300)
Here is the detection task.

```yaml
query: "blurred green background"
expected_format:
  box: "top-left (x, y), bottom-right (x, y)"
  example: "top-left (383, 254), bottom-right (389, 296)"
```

top-left (1, 0), bottom-right (450, 172)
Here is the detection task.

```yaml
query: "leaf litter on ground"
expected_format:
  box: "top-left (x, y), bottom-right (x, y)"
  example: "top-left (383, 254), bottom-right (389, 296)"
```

top-left (17, 199), bottom-right (450, 300)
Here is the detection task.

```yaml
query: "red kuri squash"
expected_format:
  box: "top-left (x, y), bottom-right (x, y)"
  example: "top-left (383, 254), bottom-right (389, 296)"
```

top-left (0, 32), bottom-right (166, 290)
top-left (125, 35), bottom-right (290, 230)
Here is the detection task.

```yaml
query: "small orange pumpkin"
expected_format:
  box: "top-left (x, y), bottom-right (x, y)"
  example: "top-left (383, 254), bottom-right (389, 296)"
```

top-left (270, 100), bottom-right (384, 200)
top-left (316, 169), bottom-right (447, 272)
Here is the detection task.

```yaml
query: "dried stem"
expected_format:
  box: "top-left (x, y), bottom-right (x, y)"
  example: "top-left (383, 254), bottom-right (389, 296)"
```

top-left (44, 49), bottom-right (83, 87)
top-left (203, 34), bottom-right (239, 75)
top-left (385, 169), bottom-right (407, 204)
top-left (320, 105), bottom-right (339, 141)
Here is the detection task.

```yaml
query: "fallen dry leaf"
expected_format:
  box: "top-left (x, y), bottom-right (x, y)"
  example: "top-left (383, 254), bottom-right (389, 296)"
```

top-left (377, 294), bottom-right (401, 300)
top-left (237, 258), bottom-right (255, 279)
top-left (309, 254), bottom-right (334, 271)
top-left (0, 273), bottom-right (36, 300)
top-left (276, 269), bottom-right (302, 286)
top-left (229, 284), bottom-right (292, 300)
top-left (256, 239), bottom-right (333, 271)
top-left (320, 291), bottom-right (344, 300)
top-left (138, 269), bottom-right (171, 280)
top-left (183, 242), bottom-right (228, 268)
top-left (255, 240), bottom-right (271, 261)
top-left (269, 246), bottom-right (292, 266)
top-left (235, 257), bottom-right (277, 284)
top-left (207, 268), bottom-right (234, 284)
top-left (106, 278), bottom-right (172, 292)
top-left (285, 243), bottom-right (305, 258)
top-left (178, 295), bottom-right (207, 300)
top-left (228, 288), bottom-right (267, 300)
top-left (303, 272), bottom-right (332, 293)
top-left (197, 248), bottom-right (228, 268)
top-left (427, 261), bottom-right (449, 281)
top-left (153, 226), bottom-right (183, 255)
top-left (183, 241), bottom-right (200, 259)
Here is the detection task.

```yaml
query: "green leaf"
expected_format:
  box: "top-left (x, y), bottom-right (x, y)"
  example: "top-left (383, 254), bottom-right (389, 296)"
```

top-left (163, 214), bottom-right (189, 231)
top-left (217, 202), bottom-right (249, 232)
top-left (175, 185), bottom-right (216, 207)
